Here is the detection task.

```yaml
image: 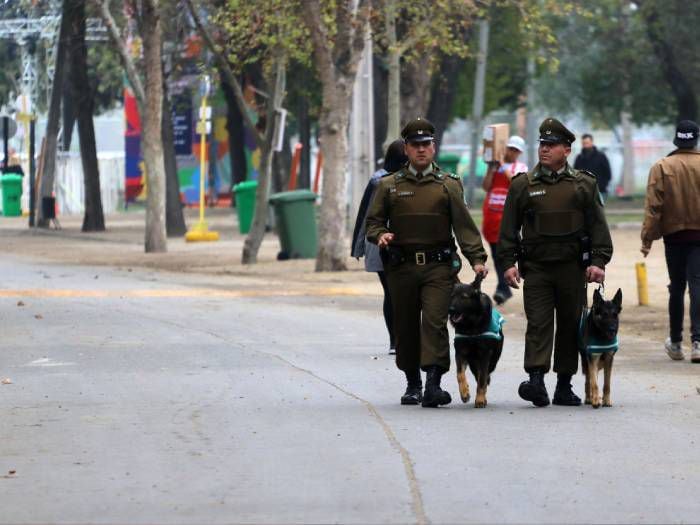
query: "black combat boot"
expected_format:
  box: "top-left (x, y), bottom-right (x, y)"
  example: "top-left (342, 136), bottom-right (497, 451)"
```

top-left (421, 366), bottom-right (452, 407)
top-left (518, 369), bottom-right (550, 407)
top-left (552, 373), bottom-right (582, 406)
top-left (400, 369), bottom-right (423, 405)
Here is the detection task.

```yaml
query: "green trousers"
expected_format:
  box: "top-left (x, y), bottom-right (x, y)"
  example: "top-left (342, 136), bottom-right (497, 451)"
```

top-left (386, 262), bottom-right (454, 373)
top-left (522, 260), bottom-right (586, 375)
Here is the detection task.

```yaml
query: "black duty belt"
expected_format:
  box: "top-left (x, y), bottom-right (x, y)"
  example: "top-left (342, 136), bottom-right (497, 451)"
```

top-left (404, 247), bottom-right (452, 265)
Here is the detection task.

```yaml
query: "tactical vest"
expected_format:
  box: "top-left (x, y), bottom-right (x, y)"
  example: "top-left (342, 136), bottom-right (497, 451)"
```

top-left (521, 171), bottom-right (587, 262)
top-left (388, 172), bottom-right (452, 247)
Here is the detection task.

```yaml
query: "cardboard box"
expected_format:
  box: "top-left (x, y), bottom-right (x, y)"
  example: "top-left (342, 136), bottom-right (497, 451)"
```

top-left (482, 123), bottom-right (510, 163)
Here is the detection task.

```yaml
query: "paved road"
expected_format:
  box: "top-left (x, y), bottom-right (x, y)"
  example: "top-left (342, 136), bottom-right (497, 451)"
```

top-left (1, 255), bottom-right (699, 524)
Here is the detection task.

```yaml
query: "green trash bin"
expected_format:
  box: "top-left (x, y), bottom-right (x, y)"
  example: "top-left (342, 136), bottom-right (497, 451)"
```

top-left (438, 152), bottom-right (461, 175)
top-left (269, 190), bottom-right (318, 259)
top-left (233, 180), bottom-right (258, 234)
top-left (1, 174), bottom-right (23, 217)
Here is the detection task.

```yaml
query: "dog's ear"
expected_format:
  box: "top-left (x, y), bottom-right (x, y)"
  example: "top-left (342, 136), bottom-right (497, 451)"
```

top-left (472, 272), bottom-right (484, 291)
top-left (593, 288), bottom-right (603, 305)
top-left (612, 288), bottom-right (623, 310)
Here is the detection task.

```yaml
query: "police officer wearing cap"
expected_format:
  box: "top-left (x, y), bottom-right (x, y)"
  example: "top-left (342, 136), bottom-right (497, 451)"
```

top-left (366, 117), bottom-right (488, 407)
top-left (498, 117), bottom-right (613, 407)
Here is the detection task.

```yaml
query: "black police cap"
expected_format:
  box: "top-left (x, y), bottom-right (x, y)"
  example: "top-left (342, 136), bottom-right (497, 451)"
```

top-left (539, 117), bottom-right (575, 145)
top-left (401, 117), bottom-right (435, 143)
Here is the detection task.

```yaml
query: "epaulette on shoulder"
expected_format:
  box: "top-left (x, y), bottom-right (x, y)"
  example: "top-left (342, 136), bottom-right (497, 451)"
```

top-left (447, 172), bottom-right (460, 180)
top-left (512, 171), bottom-right (526, 180)
top-left (579, 169), bottom-right (597, 179)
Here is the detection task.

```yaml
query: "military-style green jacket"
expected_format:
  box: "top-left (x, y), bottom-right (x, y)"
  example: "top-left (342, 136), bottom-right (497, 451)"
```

top-left (498, 162), bottom-right (613, 269)
top-left (365, 163), bottom-right (487, 266)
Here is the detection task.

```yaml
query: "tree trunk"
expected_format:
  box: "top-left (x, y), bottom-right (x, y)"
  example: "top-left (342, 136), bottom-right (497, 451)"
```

top-left (383, 0), bottom-right (400, 151)
top-left (373, 52), bottom-right (388, 163)
top-left (400, 56), bottom-right (432, 124)
top-left (298, 81), bottom-right (311, 189)
top-left (241, 56), bottom-right (286, 264)
top-left (220, 72), bottom-right (248, 188)
top-left (642, 3), bottom-right (698, 121)
top-left (316, 81), bottom-right (352, 271)
top-left (302, 0), bottom-right (371, 271)
top-left (68, 0), bottom-right (105, 232)
top-left (162, 87), bottom-right (186, 236)
top-left (427, 54), bottom-right (464, 157)
top-left (141, 0), bottom-right (167, 252)
top-left (272, 134), bottom-right (291, 193)
top-left (62, 57), bottom-right (75, 152)
top-left (38, 7), bottom-right (71, 227)
top-left (620, 108), bottom-right (636, 196)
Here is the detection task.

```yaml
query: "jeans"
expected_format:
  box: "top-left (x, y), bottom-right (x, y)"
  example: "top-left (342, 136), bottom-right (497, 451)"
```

top-left (489, 242), bottom-right (512, 298)
top-left (664, 242), bottom-right (700, 343)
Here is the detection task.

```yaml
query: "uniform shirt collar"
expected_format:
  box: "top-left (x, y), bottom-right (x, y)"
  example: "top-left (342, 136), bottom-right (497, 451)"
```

top-left (536, 162), bottom-right (572, 179)
top-left (408, 162), bottom-right (436, 178)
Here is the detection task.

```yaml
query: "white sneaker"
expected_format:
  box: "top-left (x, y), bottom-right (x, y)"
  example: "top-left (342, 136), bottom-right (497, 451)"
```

top-left (691, 341), bottom-right (700, 363)
top-left (665, 338), bottom-right (685, 361)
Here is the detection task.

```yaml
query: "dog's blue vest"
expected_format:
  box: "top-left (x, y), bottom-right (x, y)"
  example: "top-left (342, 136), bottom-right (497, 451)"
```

top-left (578, 308), bottom-right (619, 354)
top-left (454, 309), bottom-right (505, 341)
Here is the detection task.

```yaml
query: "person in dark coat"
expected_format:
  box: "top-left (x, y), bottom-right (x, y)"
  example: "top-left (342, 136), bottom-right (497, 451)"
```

top-left (574, 134), bottom-right (612, 199)
top-left (351, 139), bottom-right (408, 355)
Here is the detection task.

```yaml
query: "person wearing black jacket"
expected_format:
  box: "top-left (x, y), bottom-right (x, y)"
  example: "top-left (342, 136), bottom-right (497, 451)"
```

top-left (574, 134), bottom-right (612, 199)
top-left (351, 139), bottom-right (407, 355)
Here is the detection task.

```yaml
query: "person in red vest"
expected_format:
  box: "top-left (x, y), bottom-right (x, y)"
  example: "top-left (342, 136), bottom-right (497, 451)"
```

top-left (482, 135), bottom-right (528, 305)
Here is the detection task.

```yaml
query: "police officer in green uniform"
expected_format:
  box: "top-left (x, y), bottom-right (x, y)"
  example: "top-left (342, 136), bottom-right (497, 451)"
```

top-left (498, 117), bottom-right (613, 407)
top-left (366, 117), bottom-right (488, 407)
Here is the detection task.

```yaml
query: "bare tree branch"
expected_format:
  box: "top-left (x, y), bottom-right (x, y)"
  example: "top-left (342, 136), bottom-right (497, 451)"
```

top-left (183, 0), bottom-right (264, 147)
top-left (91, 0), bottom-right (146, 107)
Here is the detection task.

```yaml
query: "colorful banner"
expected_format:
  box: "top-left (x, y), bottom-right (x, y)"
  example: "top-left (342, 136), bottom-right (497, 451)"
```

top-left (124, 83), bottom-right (261, 206)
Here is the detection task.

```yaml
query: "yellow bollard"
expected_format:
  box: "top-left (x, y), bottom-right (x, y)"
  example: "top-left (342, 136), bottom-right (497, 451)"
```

top-left (185, 76), bottom-right (219, 243)
top-left (636, 262), bottom-right (649, 306)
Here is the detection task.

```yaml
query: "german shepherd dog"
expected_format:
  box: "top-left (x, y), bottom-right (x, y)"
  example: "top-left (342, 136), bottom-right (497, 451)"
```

top-left (580, 288), bottom-right (622, 408)
top-left (448, 275), bottom-right (504, 408)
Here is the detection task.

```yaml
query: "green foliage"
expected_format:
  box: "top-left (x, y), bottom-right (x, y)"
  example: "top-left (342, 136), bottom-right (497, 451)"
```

top-left (452, 3), bottom-right (528, 118)
top-left (87, 41), bottom-right (123, 112)
top-left (212, 0), bottom-right (311, 75)
top-left (373, 0), bottom-right (479, 73)
top-left (449, 0), bottom-right (582, 122)
top-left (636, 0), bottom-right (700, 121)
top-left (533, 0), bottom-right (675, 125)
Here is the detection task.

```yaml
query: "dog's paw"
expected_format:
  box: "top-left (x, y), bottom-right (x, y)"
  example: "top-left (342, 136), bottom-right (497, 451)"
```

top-left (474, 399), bottom-right (487, 408)
top-left (460, 393), bottom-right (470, 403)
top-left (602, 398), bottom-right (612, 407)
top-left (584, 397), bottom-right (592, 405)
top-left (591, 398), bottom-right (601, 409)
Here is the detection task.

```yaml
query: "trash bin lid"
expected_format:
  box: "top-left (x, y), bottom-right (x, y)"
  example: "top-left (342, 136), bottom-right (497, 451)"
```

top-left (233, 180), bottom-right (259, 192)
top-left (0, 174), bottom-right (23, 183)
top-left (269, 189), bottom-right (318, 204)
top-left (438, 152), bottom-right (461, 161)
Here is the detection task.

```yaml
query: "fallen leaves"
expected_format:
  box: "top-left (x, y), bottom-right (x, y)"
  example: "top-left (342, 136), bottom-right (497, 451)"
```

top-left (1, 378), bottom-right (12, 385)
top-left (16, 301), bottom-right (24, 307)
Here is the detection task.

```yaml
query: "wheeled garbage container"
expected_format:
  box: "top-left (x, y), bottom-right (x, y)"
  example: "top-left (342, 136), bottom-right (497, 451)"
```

top-left (268, 190), bottom-right (318, 259)
top-left (232, 180), bottom-right (258, 234)
top-left (1, 174), bottom-right (23, 216)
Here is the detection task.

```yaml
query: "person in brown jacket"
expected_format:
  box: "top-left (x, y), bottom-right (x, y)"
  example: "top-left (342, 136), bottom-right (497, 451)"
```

top-left (641, 120), bottom-right (700, 363)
